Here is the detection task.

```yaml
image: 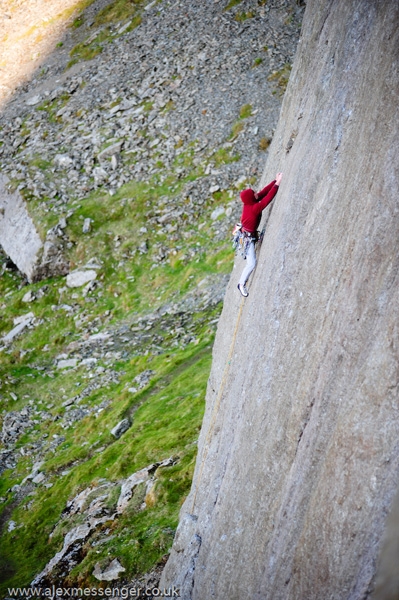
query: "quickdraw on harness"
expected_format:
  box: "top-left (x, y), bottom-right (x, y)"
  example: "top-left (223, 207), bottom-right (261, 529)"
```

top-left (232, 223), bottom-right (259, 258)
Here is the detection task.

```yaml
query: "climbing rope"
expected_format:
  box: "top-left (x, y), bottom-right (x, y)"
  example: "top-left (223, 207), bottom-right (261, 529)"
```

top-left (190, 295), bottom-right (245, 512)
top-left (189, 230), bottom-right (267, 512)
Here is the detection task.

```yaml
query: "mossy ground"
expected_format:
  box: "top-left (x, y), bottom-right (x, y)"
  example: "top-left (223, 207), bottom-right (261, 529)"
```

top-left (67, 0), bottom-right (152, 67)
top-left (0, 339), bottom-right (212, 588)
top-left (268, 63), bottom-right (292, 95)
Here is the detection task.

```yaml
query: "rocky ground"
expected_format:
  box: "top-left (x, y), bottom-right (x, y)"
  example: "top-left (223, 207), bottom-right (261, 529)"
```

top-left (0, 0), bottom-right (303, 594)
top-left (1, 0), bottom-right (301, 205)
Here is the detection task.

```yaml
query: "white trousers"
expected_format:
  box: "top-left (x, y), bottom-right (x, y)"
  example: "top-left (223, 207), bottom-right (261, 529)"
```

top-left (239, 241), bottom-right (257, 286)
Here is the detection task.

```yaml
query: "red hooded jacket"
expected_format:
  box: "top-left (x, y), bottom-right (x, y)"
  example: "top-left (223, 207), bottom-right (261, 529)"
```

top-left (240, 180), bottom-right (279, 234)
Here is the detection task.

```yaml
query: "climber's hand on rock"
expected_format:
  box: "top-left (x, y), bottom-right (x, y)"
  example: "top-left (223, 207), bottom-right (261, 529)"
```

top-left (276, 172), bottom-right (283, 186)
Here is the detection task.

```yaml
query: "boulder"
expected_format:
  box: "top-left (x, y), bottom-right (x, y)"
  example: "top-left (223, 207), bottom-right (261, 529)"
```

top-left (3, 313), bottom-right (35, 343)
top-left (0, 174), bottom-right (69, 282)
top-left (66, 270), bottom-right (97, 288)
top-left (110, 418), bottom-right (131, 439)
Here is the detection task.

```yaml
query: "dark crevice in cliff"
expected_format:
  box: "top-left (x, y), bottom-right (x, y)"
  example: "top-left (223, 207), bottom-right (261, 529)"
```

top-left (295, 397), bottom-right (315, 454)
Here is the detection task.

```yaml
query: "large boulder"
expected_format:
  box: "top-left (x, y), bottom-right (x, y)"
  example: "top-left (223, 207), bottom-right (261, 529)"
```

top-left (0, 174), bottom-right (69, 282)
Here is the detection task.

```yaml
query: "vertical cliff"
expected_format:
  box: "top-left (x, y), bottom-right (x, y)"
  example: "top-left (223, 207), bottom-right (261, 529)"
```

top-left (161, 0), bottom-right (399, 598)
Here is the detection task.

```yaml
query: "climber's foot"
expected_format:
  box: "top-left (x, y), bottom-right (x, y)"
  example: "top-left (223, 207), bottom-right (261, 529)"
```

top-left (237, 283), bottom-right (248, 297)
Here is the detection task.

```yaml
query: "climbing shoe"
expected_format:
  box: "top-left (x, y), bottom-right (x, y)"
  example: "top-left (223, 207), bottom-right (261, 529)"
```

top-left (237, 283), bottom-right (248, 297)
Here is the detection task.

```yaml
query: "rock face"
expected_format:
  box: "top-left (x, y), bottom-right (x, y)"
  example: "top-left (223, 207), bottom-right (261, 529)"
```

top-left (161, 1), bottom-right (399, 598)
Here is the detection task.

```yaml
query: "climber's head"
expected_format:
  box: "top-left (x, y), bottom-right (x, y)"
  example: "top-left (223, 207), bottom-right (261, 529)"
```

top-left (240, 188), bottom-right (256, 205)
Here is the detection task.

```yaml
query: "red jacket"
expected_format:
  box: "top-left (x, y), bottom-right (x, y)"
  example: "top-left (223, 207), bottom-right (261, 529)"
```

top-left (240, 180), bottom-right (279, 233)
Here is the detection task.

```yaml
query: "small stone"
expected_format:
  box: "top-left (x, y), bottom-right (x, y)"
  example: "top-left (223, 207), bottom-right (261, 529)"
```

top-left (26, 95), bottom-right (41, 106)
top-left (81, 357), bottom-right (97, 367)
top-left (111, 418), bottom-right (130, 439)
top-left (211, 206), bottom-right (225, 220)
top-left (57, 358), bottom-right (78, 369)
top-left (84, 257), bottom-right (102, 270)
top-left (66, 270), bottom-right (97, 288)
top-left (54, 154), bottom-right (74, 169)
top-left (7, 520), bottom-right (17, 532)
top-left (234, 175), bottom-right (248, 188)
top-left (13, 312), bottom-right (35, 325)
top-left (62, 397), bottom-right (76, 407)
top-left (93, 558), bottom-right (126, 582)
top-left (82, 218), bottom-right (92, 233)
top-left (86, 332), bottom-right (111, 343)
top-left (111, 155), bottom-right (118, 170)
top-left (98, 142), bottom-right (123, 161)
top-left (138, 241), bottom-right (148, 254)
top-left (93, 166), bottom-right (107, 182)
top-left (118, 20), bottom-right (132, 35)
top-left (144, 0), bottom-right (156, 10)
top-left (25, 461), bottom-right (44, 482)
top-left (3, 320), bottom-right (31, 343)
top-left (32, 472), bottom-right (46, 484)
top-left (22, 290), bottom-right (36, 303)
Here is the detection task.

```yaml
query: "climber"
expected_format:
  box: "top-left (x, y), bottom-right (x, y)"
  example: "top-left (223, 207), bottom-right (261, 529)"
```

top-left (237, 172), bottom-right (283, 297)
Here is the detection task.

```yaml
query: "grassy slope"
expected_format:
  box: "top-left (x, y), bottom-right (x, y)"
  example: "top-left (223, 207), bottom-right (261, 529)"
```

top-left (0, 163), bottom-right (235, 590)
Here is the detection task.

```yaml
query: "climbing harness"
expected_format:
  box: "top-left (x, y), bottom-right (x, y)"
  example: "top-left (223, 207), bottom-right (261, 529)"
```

top-left (232, 223), bottom-right (259, 258)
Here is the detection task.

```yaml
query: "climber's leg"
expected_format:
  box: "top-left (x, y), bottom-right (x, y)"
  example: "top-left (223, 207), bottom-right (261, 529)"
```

top-left (238, 241), bottom-right (257, 287)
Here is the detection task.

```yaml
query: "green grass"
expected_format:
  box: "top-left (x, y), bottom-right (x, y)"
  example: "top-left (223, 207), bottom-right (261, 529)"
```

top-left (235, 10), bottom-right (256, 22)
top-left (227, 104), bottom-right (255, 141)
top-left (268, 63), bottom-right (292, 95)
top-left (229, 120), bottom-right (244, 140)
top-left (68, 0), bottom-right (149, 68)
top-left (71, 15), bottom-right (85, 28)
top-left (0, 342), bottom-right (212, 589)
top-left (212, 147), bottom-right (240, 167)
top-left (239, 103), bottom-right (253, 119)
top-left (0, 0), bottom-right (247, 582)
top-left (95, 0), bottom-right (144, 25)
top-left (224, 0), bottom-right (243, 10)
top-left (67, 0), bottom-right (96, 20)
top-left (32, 91), bottom-right (72, 128)
top-left (259, 136), bottom-right (271, 151)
